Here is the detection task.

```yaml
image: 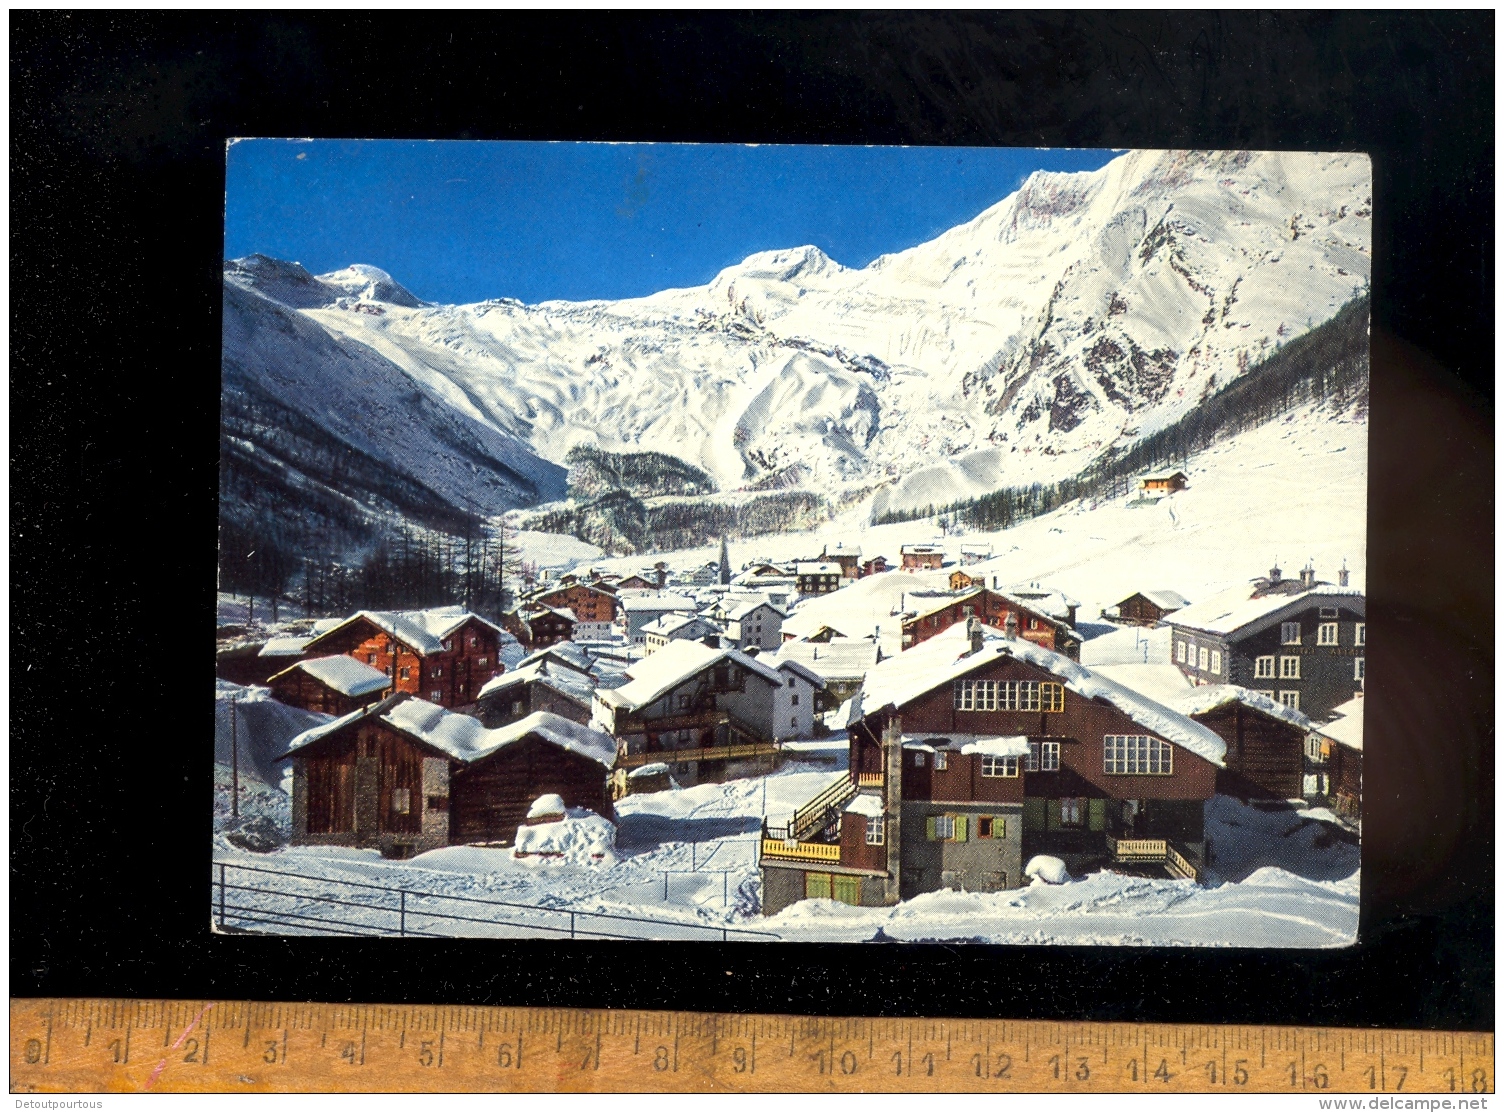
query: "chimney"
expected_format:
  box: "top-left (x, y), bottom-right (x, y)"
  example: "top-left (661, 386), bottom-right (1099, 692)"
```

top-left (1004, 612), bottom-right (1018, 641)
top-left (1269, 561), bottom-right (1282, 583)
top-left (967, 616), bottom-right (984, 655)
top-left (1300, 562), bottom-right (1316, 589)
top-left (1338, 561), bottom-right (1350, 588)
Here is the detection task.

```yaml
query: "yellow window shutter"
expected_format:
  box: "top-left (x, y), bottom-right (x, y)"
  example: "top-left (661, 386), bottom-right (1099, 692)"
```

top-left (954, 816), bottom-right (968, 842)
top-left (926, 816), bottom-right (938, 841)
top-left (996, 816), bottom-right (1006, 838)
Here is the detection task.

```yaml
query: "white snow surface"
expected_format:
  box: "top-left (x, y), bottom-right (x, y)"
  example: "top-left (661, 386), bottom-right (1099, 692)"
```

top-left (843, 793), bottom-right (885, 818)
top-left (958, 735), bottom-right (1032, 758)
top-left (513, 810), bottom-right (618, 866)
top-left (852, 622), bottom-right (1227, 766)
top-left (289, 654), bottom-right (392, 698)
top-left (1168, 580), bottom-right (1363, 637)
top-left (1315, 695), bottom-right (1364, 751)
top-left (1169, 683), bottom-right (1314, 730)
top-left (602, 639), bottom-right (782, 710)
top-left (526, 793), bottom-right (567, 819)
top-left (311, 606), bottom-right (501, 657)
top-left (1025, 855), bottom-right (1071, 885)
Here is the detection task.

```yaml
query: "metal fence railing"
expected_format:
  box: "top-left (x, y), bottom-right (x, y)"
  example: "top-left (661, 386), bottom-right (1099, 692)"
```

top-left (213, 860), bottom-right (780, 942)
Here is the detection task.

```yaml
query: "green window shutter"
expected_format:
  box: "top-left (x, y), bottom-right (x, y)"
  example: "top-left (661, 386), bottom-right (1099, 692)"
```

top-left (833, 875), bottom-right (862, 906)
top-left (996, 816), bottom-right (1007, 839)
top-left (954, 816), bottom-right (968, 842)
top-left (1047, 799), bottom-right (1063, 830)
top-left (1023, 797), bottom-right (1045, 830)
top-left (1088, 798), bottom-right (1106, 831)
top-left (926, 816), bottom-right (938, 841)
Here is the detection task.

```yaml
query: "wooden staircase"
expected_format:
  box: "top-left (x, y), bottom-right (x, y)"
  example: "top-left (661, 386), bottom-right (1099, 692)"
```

top-left (787, 775), bottom-right (858, 842)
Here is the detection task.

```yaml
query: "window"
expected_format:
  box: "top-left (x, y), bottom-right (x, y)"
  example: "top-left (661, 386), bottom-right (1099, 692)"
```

top-left (511, 699), bottom-right (524, 716)
top-left (1279, 656), bottom-right (1301, 679)
top-left (1210, 650), bottom-right (1222, 675)
top-left (1354, 657), bottom-right (1365, 685)
top-left (1176, 640), bottom-right (1187, 663)
top-left (1278, 691), bottom-right (1301, 710)
top-left (443, 639), bottom-right (453, 651)
top-left (791, 693), bottom-right (799, 706)
top-left (954, 679), bottom-right (997, 710)
top-left (1320, 607), bottom-right (1339, 619)
top-left (677, 695), bottom-right (691, 710)
top-left (1355, 623), bottom-right (1366, 646)
top-left (865, 816), bottom-right (885, 845)
top-left (1255, 690), bottom-right (1276, 701)
top-left (1305, 734), bottom-right (1327, 763)
top-left (392, 787), bottom-right (411, 815)
top-left (478, 656), bottom-right (488, 667)
top-left (367, 653), bottom-right (378, 665)
top-left (468, 636), bottom-right (478, 648)
top-left (1104, 735), bottom-right (1173, 775)
top-left (1041, 683), bottom-right (1065, 712)
top-left (431, 689), bottom-right (443, 701)
top-left (1026, 740), bottom-right (1060, 772)
top-left (977, 816), bottom-right (1006, 839)
top-left (1254, 656), bottom-right (1275, 679)
top-left (933, 750), bottom-right (948, 771)
top-left (1198, 647), bottom-right (1209, 671)
top-left (1317, 623), bottom-right (1339, 645)
top-left (932, 814), bottom-right (955, 840)
top-left (787, 676), bottom-right (795, 687)
top-left (980, 755), bottom-right (1019, 778)
top-left (432, 665), bottom-right (443, 678)
top-left (913, 752), bottom-right (927, 768)
top-left (426, 795), bottom-right (449, 812)
top-left (399, 667), bottom-right (410, 680)
top-left (1281, 622), bottom-right (1302, 644)
top-left (1060, 797), bottom-right (1085, 827)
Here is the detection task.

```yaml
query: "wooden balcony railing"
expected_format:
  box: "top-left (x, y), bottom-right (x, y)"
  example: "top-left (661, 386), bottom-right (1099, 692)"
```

top-left (855, 772), bottom-right (885, 788)
top-left (789, 776), bottom-right (858, 841)
top-left (1105, 833), bottom-right (1202, 882)
top-left (760, 838), bottom-right (841, 864)
top-left (616, 739), bottom-right (782, 770)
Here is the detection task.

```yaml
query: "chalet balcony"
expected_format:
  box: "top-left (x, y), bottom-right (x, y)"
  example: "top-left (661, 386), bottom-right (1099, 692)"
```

top-left (855, 772), bottom-right (885, 788)
top-left (1104, 833), bottom-right (1202, 882)
top-left (617, 738), bottom-right (783, 770)
top-left (759, 836), bottom-right (841, 864)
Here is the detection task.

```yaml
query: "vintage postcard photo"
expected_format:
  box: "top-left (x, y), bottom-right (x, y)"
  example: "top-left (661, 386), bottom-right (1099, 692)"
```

top-left (215, 142), bottom-right (1368, 945)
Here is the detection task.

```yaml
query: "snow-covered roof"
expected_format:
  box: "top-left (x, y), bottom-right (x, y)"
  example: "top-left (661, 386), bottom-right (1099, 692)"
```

top-left (600, 639), bottom-right (785, 711)
top-left (1168, 684), bottom-right (1313, 732)
top-left (843, 793), bottom-right (884, 818)
top-left (1141, 471), bottom-right (1188, 482)
top-left (282, 697), bottom-right (616, 768)
top-left (900, 544), bottom-right (944, 555)
top-left (1168, 582), bottom-right (1364, 638)
top-left (258, 636), bottom-right (311, 658)
top-left (310, 606), bottom-right (502, 656)
top-left (773, 639), bottom-right (880, 681)
top-left (852, 622), bottom-right (1226, 767)
top-left (718, 596), bottom-right (781, 621)
top-left (628, 762), bottom-right (670, 779)
top-left (642, 613), bottom-right (719, 638)
top-left (620, 593), bottom-right (697, 613)
top-left (1133, 589), bottom-right (1192, 610)
top-left (1089, 663), bottom-right (1192, 705)
top-left (310, 617), bottom-right (344, 636)
top-left (527, 793), bottom-right (567, 818)
top-left (900, 733), bottom-right (1031, 757)
top-left (477, 660), bottom-right (595, 705)
top-left (1314, 696), bottom-right (1364, 752)
top-left (796, 562), bottom-right (841, 575)
top-left (1002, 583), bottom-right (1081, 618)
top-left (774, 658), bottom-right (827, 689)
top-left (518, 642), bottom-right (594, 674)
top-left (281, 654), bottom-right (392, 698)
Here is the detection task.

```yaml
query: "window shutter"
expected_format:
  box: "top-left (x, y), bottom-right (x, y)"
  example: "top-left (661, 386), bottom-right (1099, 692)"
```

top-left (1023, 797), bottom-right (1045, 830)
top-left (1088, 798), bottom-right (1106, 832)
top-left (954, 816), bottom-right (968, 842)
top-left (926, 816), bottom-right (938, 841)
top-left (995, 817), bottom-right (1006, 839)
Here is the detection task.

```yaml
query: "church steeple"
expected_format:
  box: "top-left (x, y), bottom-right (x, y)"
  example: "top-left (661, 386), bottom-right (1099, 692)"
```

top-left (717, 536), bottom-right (731, 586)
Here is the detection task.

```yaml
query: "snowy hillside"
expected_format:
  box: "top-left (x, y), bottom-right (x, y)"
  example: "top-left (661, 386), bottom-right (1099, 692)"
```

top-left (228, 149), bottom-right (1368, 523)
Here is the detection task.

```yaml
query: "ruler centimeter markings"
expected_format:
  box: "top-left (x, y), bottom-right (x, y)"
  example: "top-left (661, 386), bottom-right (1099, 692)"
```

top-left (8, 999), bottom-right (1494, 1095)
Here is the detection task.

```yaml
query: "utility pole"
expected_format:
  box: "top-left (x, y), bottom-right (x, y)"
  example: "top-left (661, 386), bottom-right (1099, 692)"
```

top-left (229, 692), bottom-right (240, 820)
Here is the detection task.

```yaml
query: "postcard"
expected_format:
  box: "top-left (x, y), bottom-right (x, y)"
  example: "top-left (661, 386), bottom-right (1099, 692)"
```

top-left (215, 141), bottom-right (1368, 945)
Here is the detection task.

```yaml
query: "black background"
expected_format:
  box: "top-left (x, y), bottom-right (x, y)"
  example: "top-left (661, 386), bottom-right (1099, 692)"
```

top-left (11, 13), bottom-right (1493, 1028)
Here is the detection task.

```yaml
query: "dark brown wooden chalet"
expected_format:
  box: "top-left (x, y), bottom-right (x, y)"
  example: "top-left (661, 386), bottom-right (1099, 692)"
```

top-left (1113, 589), bottom-right (1191, 626)
top-left (859, 555), bottom-right (889, 577)
top-left (526, 582), bottom-right (618, 626)
top-left (473, 659), bottom-right (594, 728)
top-left (1139, 471), bottom-right (1189, 494)
top-left (1309, 695), bottom-right (1363, 826)
top-left (1169, 685), bottom-right (1310, 801)
top-left (501, 604), bottom-right (577, 650)
top-left (759, 620), bottom-right (1224, 913)
top-left (299, 607), bottom-right (503, 710)
top-left (281, 694), bottom-right (616, 857)
top-left (902, 588), bottom-right (1081, 660)
top-left (899, 544), bottom-right (945, 571)
top-left (268, 654), bottom-right (392, 716)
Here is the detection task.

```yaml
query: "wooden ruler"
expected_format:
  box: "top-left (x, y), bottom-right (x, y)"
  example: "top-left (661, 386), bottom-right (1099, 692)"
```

top-left (9, 999), bottom-right (1493, 1094)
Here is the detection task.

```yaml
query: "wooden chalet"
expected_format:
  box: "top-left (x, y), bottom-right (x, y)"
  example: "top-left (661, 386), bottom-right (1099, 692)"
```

top-left (474, 658), bottom-right (595, 728)
top-left (859, 555), bottom-right (890, 577)
top-left (526, 582), bottom-right (618, 626)
top-left (899, 544), bottom-right (945, 571)
top-left (1308, 695), bottom-right (1363, 826)
top-left (281, 694), bottom-right (616, 857)
top-left (949, 570), bottom-right (978, 591)
top-left (1170, 685), bottom-right (1310, 800)
top-left (901, 588), bottom-right (1081, 660)
top-left (641, 613), bottom-right (723, 655)
top-left (795, 561), bottom-right (841, 596)
top-left (821, 544), bottom-right (862, 581)
top-left (614, 573), bottom-right (658, 591)
top-left (502, 603), bottom-right (577, 650)
top-left (1167, 565), bottom-right (1364, 719)
top-left (593, 640), bottom-right (824, 795)
top-left (1139, 471), bottom-right (1189, 494)
top-left (268, 654), bottom-right (392, 717)
top-left (1113, 589), bottom-right (1191, 626)
top-left (299, 607), bottom-right (504, 710)
top-left (758, 620), bottom-right (1225, 913)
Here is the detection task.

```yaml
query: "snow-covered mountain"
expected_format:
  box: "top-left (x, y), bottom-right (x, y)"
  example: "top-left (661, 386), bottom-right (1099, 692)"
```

top-left (224, 148), bottom-right (1369, 531)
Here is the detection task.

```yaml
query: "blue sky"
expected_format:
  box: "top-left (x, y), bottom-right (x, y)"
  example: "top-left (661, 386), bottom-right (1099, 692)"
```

top-left (225, 141), bottom-right (1119, 305)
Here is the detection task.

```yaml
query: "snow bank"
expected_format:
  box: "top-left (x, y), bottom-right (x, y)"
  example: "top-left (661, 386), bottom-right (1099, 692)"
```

top-left (513, 810), bottom-right (618, 866)
top-left (527, 793), bottom-right (567, 819)
top-left (1025, 856), bottom-right (1070, 884)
